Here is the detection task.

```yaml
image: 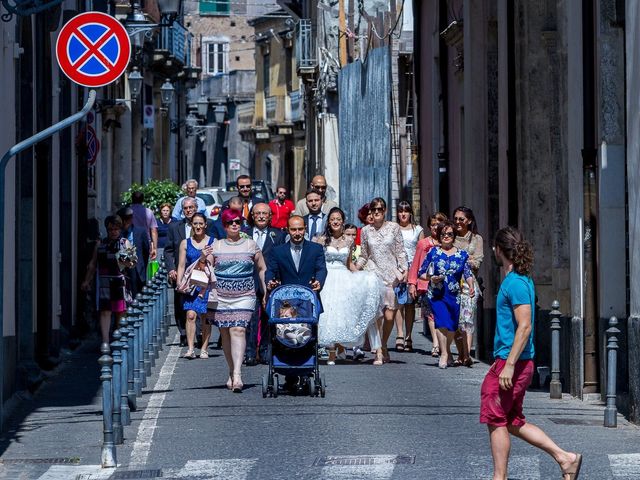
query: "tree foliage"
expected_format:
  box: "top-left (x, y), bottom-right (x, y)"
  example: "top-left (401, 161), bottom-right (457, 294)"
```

top-left (121, 179), bottom-right (183, 216)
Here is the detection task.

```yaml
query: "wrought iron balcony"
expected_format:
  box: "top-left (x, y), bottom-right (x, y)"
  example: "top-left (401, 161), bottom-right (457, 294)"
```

top-left (155, 21), bottom-right (188, 65)
top-left (289, 89), bottom-right (303, 123)
top-left (296, 19), bottom-right (317, 74)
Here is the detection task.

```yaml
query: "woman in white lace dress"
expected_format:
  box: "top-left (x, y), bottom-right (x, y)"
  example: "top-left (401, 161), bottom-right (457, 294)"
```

top-left (314, 207), bottom-right (383, 365)
top-left (356, 198), bottom-right (409, 365)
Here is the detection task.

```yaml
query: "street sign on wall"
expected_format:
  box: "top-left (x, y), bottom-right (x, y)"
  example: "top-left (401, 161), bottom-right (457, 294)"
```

top-left (55, 12), bottom-right (131, 88)
top-left (143, 105), bottom-right (155, 129)
top-left (229, 159), bottom-right (240, 171)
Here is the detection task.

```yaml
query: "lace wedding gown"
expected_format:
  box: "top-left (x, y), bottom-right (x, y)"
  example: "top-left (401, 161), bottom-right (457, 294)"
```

top-left (318, 244), bottom-right (384, 347)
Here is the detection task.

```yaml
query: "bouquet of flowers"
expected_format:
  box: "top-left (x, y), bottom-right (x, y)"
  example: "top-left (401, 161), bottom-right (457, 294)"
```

top-left (117, 242), bottom-right (138, 271)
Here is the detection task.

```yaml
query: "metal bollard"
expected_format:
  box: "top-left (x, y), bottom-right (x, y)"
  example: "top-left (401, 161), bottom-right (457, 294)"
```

top-left (549, 300), bottom-right (562, 399)
top-left (604, 316), bottom-right (620, 428)
top-left (142, 286), bottom-right (153, 377)
top-left (99, 353), bottom-right (117, 468)
top-left (148, 279), bottom-right (159, 362)
top-left (110, 330), bottom-right (123, 445)
top-left (132, 301), bottom-right (144, 396)
top-left (153, 275), bottom-right (163, 355)
top-left (125, 307), bottom-right (138, 410)
top-left (160, 258), bottom-right (170, 339)
top-left (119, 317), bottom-right (131, 425)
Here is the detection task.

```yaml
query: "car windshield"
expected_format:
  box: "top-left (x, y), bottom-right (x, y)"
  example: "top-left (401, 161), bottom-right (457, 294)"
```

top-left (196, 193), bottom-right (215, 206)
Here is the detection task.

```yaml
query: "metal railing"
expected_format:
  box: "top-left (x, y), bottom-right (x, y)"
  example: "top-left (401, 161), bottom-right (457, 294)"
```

top-left (296, 19), bottom-right (317, 71)
top-left (155, 22), bottom-right (188, 64)
top-left (290, 89), bottom-right (303, 122)
top-left (99, 258), bottom-right (170, 467)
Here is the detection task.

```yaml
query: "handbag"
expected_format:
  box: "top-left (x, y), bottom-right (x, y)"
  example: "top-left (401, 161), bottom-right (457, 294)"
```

top-left (394, 282), bottom-right (409, 304)
top-left (147, 259), bottom-right (159, 280)
top-left (207, 289), bottom-right (218, 309)
top-left (189, 268), bottom-right (209, 289)
top-left (175, 259), bottom-right (202, 294)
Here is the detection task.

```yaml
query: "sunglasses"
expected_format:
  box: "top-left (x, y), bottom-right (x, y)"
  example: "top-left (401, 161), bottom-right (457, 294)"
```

top-left (238, 185), bottom-right (252, 190)
top-left (226, 219), bottom-right (243, 225)
top-left (370, 207), bottom-right (384, 213)
top-left (441, 232), bottom-right (455, 238)
top-left (312, 185), bottom-right (327, 190)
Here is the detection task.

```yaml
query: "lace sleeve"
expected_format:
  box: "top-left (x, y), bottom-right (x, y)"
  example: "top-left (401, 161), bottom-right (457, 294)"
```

top-left (468, 234), bottom-right (484, 271)
top-left (393, 224), bottom-right (409, 271)
top-left (355, 227), bottom-right (369, 269)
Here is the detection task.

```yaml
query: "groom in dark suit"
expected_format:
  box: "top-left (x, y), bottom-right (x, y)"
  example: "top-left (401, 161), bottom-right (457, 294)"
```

top-left (245, 203), bottom-right (286, 365)
top-left (266, 215), bottom-right (327, 301)
top-left (164, 197), bottom-right (214, 346)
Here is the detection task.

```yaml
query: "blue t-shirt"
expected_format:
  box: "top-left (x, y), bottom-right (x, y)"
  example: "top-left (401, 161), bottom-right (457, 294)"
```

top-left (493, 271), bottom-right (536, 360)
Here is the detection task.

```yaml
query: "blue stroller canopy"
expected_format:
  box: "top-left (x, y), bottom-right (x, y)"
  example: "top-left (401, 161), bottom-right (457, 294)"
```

top-left (267, 284), bottom-right (320, 324)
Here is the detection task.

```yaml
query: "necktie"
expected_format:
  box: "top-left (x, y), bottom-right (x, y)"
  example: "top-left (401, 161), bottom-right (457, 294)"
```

top-left (256, 229), bottom-right (265, 249)
top-left (309, 215), bottom-right (318, 239)
top-left (292, 245), bottom-right (302, 271)
top-left (243, 202), bottom-right (249, 220)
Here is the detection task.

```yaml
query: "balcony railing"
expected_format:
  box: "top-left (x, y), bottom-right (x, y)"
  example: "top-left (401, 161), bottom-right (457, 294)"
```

top-left (265, 95), bottom-right (291, 125)
top-left (289, 89), bottom-right (303, 122)
top-left (155, 22), bottom-right (188, 64)
top-left (296, 19), bottom-right (317, 72)
top-left (236, 103), bottom-right (255, 130)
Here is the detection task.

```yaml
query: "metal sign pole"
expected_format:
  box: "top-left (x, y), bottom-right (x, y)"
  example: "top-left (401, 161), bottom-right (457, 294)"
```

top-left (0, 89), bottom-right (96, 431)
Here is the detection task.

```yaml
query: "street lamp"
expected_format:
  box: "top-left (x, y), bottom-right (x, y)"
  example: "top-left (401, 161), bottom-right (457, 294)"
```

top-left (128, 67), bottom-right (144, 101)
top-left (213, 105), bottom-right (227, 123)
top-left (160, 79), bottom-right (175, 107)
top-left (196, 95), bottom-right (209, 118)
top-left (124, 0), bottom-right (183, 43)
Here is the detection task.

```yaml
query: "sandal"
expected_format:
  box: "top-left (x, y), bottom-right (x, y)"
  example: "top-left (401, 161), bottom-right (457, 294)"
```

top-left (373, 351), bottom-right (384, 366)
top-left (395, 336), bottom-right (405, 352)
top-left (404, 339), bottom-right (413, 352)
top-left (463, 358), bottom-right (473, 368)
top-left (561, 453), bottom-right (582, 479)
top-left (452, 359), bottom-right (463, 367)
top-left (199, 350), bottom-right (209, 359)
top-left (232, 374), bottom-right (243, 393)
top-left (382, 347), bottom-right (391, 363)
top-left (431, 346), bottom-right (440, 358)
top-left (183, 350), bottom-right (196, 359)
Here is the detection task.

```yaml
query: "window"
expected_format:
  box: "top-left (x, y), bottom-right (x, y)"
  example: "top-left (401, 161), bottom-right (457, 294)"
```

top-left (204, 42), bottom-right (228, 75)
top-left (199, 0), bottom-right (230, 15)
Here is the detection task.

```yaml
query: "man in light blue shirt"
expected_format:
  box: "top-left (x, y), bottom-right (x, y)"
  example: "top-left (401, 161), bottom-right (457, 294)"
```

top-left (172, 179), bottom-right (206, 219)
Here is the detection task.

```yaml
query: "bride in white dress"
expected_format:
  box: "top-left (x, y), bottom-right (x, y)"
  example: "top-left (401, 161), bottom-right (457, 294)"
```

top-left (313, 207), bottom-right (383, 364)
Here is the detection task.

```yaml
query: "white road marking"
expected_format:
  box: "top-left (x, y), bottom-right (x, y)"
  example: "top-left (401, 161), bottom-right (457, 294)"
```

top-left (36, 465), bottom-right (112, 480)
top-left (128, 332), bottom-right (181, 467)
top-left (163, 459), bottom-right (258, 479)
top-left (609, 453), bottom-right (640, 478)
top-left (320, 463), bottom-right (395, 479)
top-left (465, 454), bottom-right (540, 479)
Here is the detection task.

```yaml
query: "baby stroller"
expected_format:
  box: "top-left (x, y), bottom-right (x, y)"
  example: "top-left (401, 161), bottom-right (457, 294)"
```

top-left (262, 284), bottom-right (325, 398)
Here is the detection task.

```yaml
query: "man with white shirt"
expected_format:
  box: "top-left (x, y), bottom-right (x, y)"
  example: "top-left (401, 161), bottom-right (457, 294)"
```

top-left (245, 203), bottom-right (286, 365)
top-left (302, 189), bottom-right (327, 241)
top-left (171, 179), bottom-right (206, 220)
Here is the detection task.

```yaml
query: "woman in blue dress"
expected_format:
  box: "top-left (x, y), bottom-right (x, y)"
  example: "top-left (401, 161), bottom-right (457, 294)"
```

top-left (419, 220), bottom-right (475, 369)
top-left (176, 212), bottom-right (214, 359)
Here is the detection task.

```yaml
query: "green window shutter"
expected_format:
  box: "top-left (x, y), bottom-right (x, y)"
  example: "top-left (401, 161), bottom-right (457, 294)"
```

top-left (199, 0), bottom-right (230, 15)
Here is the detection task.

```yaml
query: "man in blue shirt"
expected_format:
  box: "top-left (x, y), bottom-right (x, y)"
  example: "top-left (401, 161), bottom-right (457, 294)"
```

top-left (480, 227), bottom-right (582, 480)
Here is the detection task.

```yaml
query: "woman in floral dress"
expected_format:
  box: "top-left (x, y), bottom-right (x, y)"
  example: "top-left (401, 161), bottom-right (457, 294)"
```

top-left (201, 209), bottom-right (267, 392)
top-left (419, 220), bottom-right (475, 369)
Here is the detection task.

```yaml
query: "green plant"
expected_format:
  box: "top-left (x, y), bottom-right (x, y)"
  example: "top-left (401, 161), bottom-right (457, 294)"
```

top-left (121, 179), bottom-right (183, 215)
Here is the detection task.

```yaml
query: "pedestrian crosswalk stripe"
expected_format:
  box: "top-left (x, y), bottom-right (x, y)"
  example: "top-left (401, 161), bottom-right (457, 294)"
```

top-left (609, 453), bottom-right (640, 478)
top-left (163, 459), bottom-right (258, 480)
top-left (320, 463), bottom-right (395, 479)
top-left (465, 454), bottom-right (540, 479)
top-left (36, 464), bottom-right (112, 480)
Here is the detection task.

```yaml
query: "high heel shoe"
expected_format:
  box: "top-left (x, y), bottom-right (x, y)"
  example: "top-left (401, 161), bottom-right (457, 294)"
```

top-left (382, 347), bottom-right (390, 363)
top-left (226, 373), bottom-right (233, 390)
top-left (232, 374), bottom-right (243, 393)
top-left (373, 350), bottom-right (384, 366)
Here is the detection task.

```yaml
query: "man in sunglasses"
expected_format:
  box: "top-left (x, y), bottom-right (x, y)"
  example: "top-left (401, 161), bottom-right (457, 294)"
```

top-left (293, 175), bottom-right (338, 216)
top-left (224, 175), bottom-right (264, 221)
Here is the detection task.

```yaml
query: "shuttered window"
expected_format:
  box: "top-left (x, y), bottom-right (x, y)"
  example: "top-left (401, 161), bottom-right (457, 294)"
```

top-left (199, 0), bottom-right (230, 15)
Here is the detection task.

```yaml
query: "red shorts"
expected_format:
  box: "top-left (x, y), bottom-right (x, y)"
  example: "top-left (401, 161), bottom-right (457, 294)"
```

top-left (479, 358), bottom-right (534, 427)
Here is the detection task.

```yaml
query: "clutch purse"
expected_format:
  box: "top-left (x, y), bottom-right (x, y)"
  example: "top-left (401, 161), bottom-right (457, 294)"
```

top-left (189, 268), bottom-right (209, 289)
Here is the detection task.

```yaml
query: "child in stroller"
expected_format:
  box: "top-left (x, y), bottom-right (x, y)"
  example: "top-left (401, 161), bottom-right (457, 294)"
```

top-left (262, 285), bottom-right (325, 398)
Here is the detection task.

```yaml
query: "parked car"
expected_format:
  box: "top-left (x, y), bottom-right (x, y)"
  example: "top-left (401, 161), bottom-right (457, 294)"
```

top-left (225, 179), bottom-right (274, 202)
top-left (196, 187), bottom-right (226, 220)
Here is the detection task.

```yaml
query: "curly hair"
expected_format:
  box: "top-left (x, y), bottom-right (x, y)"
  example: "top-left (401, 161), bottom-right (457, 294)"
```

top-left (357, 203), bottom-right (370, 224)
top-left (494, 226), bottom-right (534, 276)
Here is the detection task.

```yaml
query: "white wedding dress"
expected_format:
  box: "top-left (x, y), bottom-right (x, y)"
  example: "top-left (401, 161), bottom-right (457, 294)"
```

top-left (318, 244), bottom-right (384, 347)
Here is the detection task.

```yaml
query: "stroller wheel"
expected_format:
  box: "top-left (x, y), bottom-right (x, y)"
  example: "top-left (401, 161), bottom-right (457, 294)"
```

top-left (319, 376), bottom-right (326, 398)
top-left (261, 375), bottom-right (268, 398)
top-left (307, 377), bottom-right (315, 397)
top-left (273, 375), bottom-right (279, 398)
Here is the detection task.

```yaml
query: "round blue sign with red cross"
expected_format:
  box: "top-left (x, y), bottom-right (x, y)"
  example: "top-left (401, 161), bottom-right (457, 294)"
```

top-left (56, 12), bottom-right (131, 88)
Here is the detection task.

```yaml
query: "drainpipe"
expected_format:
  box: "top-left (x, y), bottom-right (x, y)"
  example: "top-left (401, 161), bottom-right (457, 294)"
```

top-left (0, 90), bottom-right (96, 430)
top-left (582, 0), bottom-right (599, 395)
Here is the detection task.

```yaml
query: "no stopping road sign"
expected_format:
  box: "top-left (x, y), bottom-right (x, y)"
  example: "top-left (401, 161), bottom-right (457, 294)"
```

top-left (56, 12), bottom-right (131, 88)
